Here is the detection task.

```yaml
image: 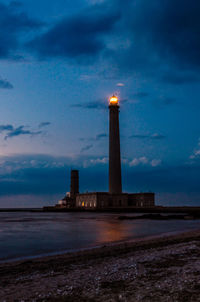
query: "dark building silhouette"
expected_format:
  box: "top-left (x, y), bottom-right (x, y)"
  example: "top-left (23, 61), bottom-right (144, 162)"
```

top-left (57, 95), bottom-right (155, 209)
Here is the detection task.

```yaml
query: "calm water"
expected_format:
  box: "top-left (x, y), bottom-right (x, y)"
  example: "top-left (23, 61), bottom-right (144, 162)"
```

top-left (0, 212), bottom-right (200, 262)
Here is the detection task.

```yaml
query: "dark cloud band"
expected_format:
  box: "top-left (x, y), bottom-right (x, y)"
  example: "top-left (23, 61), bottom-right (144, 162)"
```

top-left (0, 78), bottom-right (13, 89)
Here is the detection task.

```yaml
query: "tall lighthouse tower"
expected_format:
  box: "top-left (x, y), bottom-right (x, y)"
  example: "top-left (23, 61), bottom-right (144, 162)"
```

top-left (55, 93), bottom-right (155, 210)
top-left (109, 95), bottom-right (122, 194)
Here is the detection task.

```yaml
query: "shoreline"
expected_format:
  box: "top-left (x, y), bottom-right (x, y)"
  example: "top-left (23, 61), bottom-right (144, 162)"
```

top-left (1, 228), bottom-right (199, 265)
top-left (1, 229), bottom-right (200, 301)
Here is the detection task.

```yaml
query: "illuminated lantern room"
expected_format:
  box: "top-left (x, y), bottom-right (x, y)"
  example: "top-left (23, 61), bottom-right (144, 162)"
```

top-left (109, 95), bottom-right (119, 106)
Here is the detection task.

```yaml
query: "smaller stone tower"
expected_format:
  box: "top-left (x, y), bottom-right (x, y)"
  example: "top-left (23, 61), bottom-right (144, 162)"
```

top-left (70, 170), bottom-right (79, 198)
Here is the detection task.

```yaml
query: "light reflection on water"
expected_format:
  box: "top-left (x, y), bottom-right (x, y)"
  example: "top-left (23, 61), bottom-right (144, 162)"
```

top-left (0, 212), bottom-right (200, 261)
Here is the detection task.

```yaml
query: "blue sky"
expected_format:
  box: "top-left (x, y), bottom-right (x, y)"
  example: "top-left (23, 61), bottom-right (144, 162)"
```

top-left (0, 0), bottom-right (200, 207)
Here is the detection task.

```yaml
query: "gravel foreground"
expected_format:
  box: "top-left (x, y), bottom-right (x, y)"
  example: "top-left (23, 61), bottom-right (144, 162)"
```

top-left (1, 230), bottom-right (200, 302)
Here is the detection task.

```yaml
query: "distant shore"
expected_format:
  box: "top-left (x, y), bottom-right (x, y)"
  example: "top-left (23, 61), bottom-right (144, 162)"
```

top-left (1, 229), bottom-right (200, 301)
top-left (1, 205), bottom-right (200, 215)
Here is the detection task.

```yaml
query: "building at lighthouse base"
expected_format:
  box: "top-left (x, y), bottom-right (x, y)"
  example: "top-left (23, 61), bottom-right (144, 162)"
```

top-left (76, 192), bottom-right (154, 209)
top-left (55, 169), bottom-right (155, 209)
top-left (56, 190), bottom-right (155, 209)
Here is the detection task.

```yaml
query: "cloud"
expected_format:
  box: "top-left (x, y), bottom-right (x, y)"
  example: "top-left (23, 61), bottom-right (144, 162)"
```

top-left (80, 74), bottom-right (96, 81)
top-left (28, 3), bottom-right (120, 62)
top-left (0, 154), bottom-right (109, 200)
top-left (190, 150), bottom-right (200, 160)
top-left (81, 132), bottom-right (107, 140)
top-left (99, 0), bottom-right (200, 79)
top-left (128, 0), bottom-right (200, 72)
top-left (124, 164), bottom-right (200, 198)
top-left (95, 133), bottom-right (107, 140)
top-left (190, 138), bottom-right (200, 161)
top-left (0, 2), bottom-right (42, 60)
top-left (0, 124), bottom-right (45, 140)
top-left (2, 0), bottom-right (198, 85)
top-left (129, 135), bottom-right (149, 139)
top-left (151, 133), bottom-right (166, 140)
top-left (87, 0), bottom-right (106, 4)
top-left (0, 154), bottom-right (73, 175)
top-left (129, 157), bottom-right (162, 167)
top-left (0, 123), bottom-right (51, 140)
top-left (0, 154), bottom-right (199, 206)
top-left (129, 133), bottom-right (166, 140)
top-left (0, 125), bottom-right (14, 133)
top-left (0, 155), bottom-right (69, 196)
top-left (133, 92), bottom-right (149, 98)
top-left (161, 73), bottom-right (200, 85)
top-left (38, 122), bottom-right (51, 128)
top-left (80, 133), bottom-right (107, 144)
top-left (154, 96), bottom-right (177, 106)
top-left (9, 1), bottom-right (23, 9)
top-left (129, 157), bottom-right (148, 167)
top-left (116, 83), bottom-right (125, 87)
top-left (150, 159), bottom-right (162, 167)
top-left (88, 157), bottom-right (108, 165)
top-left (1, 0), bottom-right (199, 82)
top-left (81, 144), bottom-right (93, 152)
top-left (0, 78), bottom-right (13, 89)
top-left (4, 126), bottom-right (42, 140)
top-left (145, 0), bottom-right (200, 69)
top-left (162, 97), bottom-right (177, 105)
top-left (71, 101), bottom-right (106, 110)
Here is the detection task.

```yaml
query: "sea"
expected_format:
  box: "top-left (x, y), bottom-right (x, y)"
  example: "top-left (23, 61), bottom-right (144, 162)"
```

top-left (0, 211), bottom-right (200, 262)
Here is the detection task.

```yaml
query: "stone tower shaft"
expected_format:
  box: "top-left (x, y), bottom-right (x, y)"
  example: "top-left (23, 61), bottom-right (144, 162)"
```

top-left (109, 101), bottom-right (122, 194)
top-left (70, 170), bottom-right (79, 198)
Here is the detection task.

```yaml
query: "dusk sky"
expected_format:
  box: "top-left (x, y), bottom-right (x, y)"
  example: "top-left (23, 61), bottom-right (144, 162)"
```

top-left (0, 0), bottom-right (200, 207)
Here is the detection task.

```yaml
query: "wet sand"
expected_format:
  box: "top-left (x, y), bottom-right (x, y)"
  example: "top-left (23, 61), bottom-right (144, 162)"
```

top-left (1, 230), bottom-right (200, 302)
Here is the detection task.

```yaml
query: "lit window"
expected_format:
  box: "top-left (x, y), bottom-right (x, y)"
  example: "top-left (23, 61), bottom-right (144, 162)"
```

top-left (82, 202), bottom-right (85, 207)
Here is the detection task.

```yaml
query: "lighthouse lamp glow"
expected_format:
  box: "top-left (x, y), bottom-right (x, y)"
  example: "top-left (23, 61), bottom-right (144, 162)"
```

top-left (109, 95), bottom-right (119, 106)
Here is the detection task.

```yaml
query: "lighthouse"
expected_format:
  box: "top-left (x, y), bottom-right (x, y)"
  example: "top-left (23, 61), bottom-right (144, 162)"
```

top-left (54, 93), bottom-right (155, 210)
top-left (109, 95), bottom-right (122, 194)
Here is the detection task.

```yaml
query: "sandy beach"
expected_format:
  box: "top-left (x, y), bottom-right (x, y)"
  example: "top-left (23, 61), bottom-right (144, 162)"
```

top-left (1, 230), bottom-right (200, 302)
